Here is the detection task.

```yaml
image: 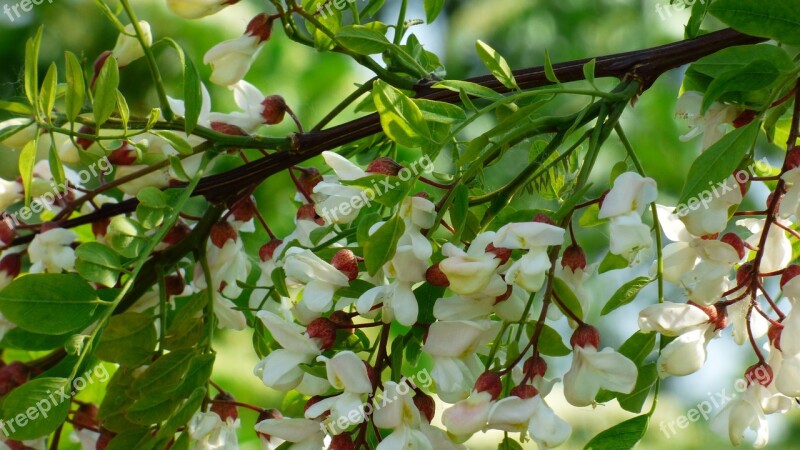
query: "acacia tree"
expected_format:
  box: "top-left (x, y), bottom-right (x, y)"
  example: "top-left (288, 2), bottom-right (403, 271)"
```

top-left (0, 0), bottom-right (798, 448)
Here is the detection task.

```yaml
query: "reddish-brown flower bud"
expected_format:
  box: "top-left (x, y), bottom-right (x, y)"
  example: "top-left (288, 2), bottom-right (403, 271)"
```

top-left (780, 265), bottom-right (800, 289)
top-left (0, 220), bottom-right (14, 245)
top-left (745, 363), bottom-right (773, 387)
top-left (523, 355), bottom-right (548, 379)
top-left (425, 263), bottom-right (450, 287)
top-left (786, 146), bottom-right (800, 171)
top-left (246, 13), bottom-right (275, 42)
top-left (297, 168), bottom-right (323, 199)
top-left (485, 243), bottom-right (512, 265)
top-left (163, 221), bottom-right (191, 246)
top-left (413, 392), bottom-right (435, 423)
top-left (90, 51), bottom-right (113, 90)
top-left (0, 253), bottom-right (21, 279)
top-left (210, 392), bottom-right (239, 421)
top-left (561, 244), bottom-right (587, 271)
top-left (255, 409), bottom-right (283, 441)
top-left (231, 197), bottom-right (257, 223)
top-left (474, 371), bottom-right (502, 400)
top-left (107, 141), bottom-right (137, 166)
top-left (297, 204), bottom-right (324, 225)
top-left (713, 304), bottom-right (729, 331)
top-left (331, 249), bottom-right (359, 281)
top-left (307, 318), bottom-right (337, 351)
top-left (259, 239), bottom-right (283, 262)
top-left (72, 403), bottom-right (99, 431)
top-left (76, 126), bottom-right (96, 150)
top-left (733, 170), bottom-right (750, 197)
top-left (532, 213), bottom-right (555, 225)
top-left (261, 95), bottom-right (287, 125)
top-left (330, 434), bottom-right (355, 450)
top-left (92, 218), bottom-right (110, 239)
top-left (96, 428), bottom-right (115, 450)
top-left (329, 311), bottom-right (354, 332)
top-left (366, 157), bottom-right (403, 176)
top-left (210, 221), bottom-right (238, 248)
top-left (733, 110), bottom-right (757, 129)
top-left (720, 233), bottom-right (746, 260)
top-left (570, 324), bottom-right (600, 349)
top-left (509, 384), bottom-right (539, 399)
top-left (736, 262), bottom-right (756, 286)
top-left (211, 122), bottom-right (249, 136)
top-left (165, 275), bottom-right (185, 297)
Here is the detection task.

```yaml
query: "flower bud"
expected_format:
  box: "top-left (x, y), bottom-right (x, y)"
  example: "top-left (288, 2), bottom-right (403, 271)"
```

top-left (561, 244), bottom-right (587, 271)
top-left (297, 168), bottom-right (323, 199)
top-left (366, 157), bottom-right (403, 176)
top-left (485, 243), bottom-right (512, 265)
top-left (509, 384), bottom-right (538, 399)
top-left (736, 261), bottom-right (756, 286)
top-left (720, 233), bottom-right (746, 260)
top-left (246, 13), bottom-right (275, 43)
top-left (164, 275), bottom-right (186, 297)
top-left (259, 239), bottom-right (283, 262)
top-left (768, 323), bottom-right (783, 351)
top-left (0, 220), bottom-right (15, 245)
top-left (307, 318), bottom-right (337, 350)
top-left (688, 301), bottom-right (718, 323)
top-left (331, 249), bottom-right (359, 281)
top-left (570, 324), bottom-right (600, 349)
top-left (733, 169), bottom-right (750, 197)
top-left (261, 95), bottom-right (287, 125)
top-left (90, 51), bottom-right (113, 90)
top-left (231, 197), bottom-right (257, 222)
top-left (713, 304), bottom-right (729, 330)
top-left (0, 253), bottom-right (22, 281)
top-left (780, 265), bottom-right (800, 289)
top-left (329, 311), bottom-right (354, 332)
top-left (92, 218), bottom-right (110, 240)
top-left (297, 204), bottom-right (324, 225)
top-left (786, 146), bottom-right (800, 171)
top-left (474, 371), bottom-right (502, 400)
top-left (330, 434), bottom-right (355, 450)
top-left (745, 363), bottom-right (773, 387)
top-left (163, 222), bottom-right (191, 246)
top-left (0, 118), bottom-right (37, 150)
top-left (211, 121), bottom-right (249, 137)
top-left (732, 110), bottom-right (757, 129)
top-left (107, 141), bottom-right (138, 166)
top-left (210, 222), bottom-right (237, 248)
top-left (255, 409), bottom-right (282, 441)
top-left (425, 263), bottom-right (450, 287)
top-left (210, 392), bottom-right (239, 421)
top-left (72, 403), bottom-right (99, 431)
top-left (523, 355), bottom-right (548, 379)
top-left (413, 392), bottom-right (435, 423)
top-left (532, 213), bottom-right (555, 225)
top-left (112, 21), bottom-right (153, 67)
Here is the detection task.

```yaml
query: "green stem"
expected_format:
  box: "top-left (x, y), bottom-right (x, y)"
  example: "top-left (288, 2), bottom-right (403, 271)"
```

top-left (312, 78), bottom-right (377, 131)
top-left (393, 0), bottom-right (408, 45)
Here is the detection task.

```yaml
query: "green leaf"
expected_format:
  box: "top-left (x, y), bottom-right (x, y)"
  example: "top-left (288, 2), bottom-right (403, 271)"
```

top-left (552, 277), bottom-right (583, 320)
top-left (64, 51), bottom-right (86, 122)
top-left (601, 276), bottom-right (653, 316)
top-left (154, 131), bottom-right (194, 155)
top-left (116, 90), bottom-right (130, 133)
top-left (19, 139), bottom-right (37, 206)
top-left (271, 267), bottom-right (290, 297)
top-left (701, 61), bottom-right (779, 113)
top-left (578, 203), bottom-right (608, 228)
top-left (584, 415), bottom-right (649, 450)
top-left (676, 122), bottom-right (759, 207)
top-left (449, 184), bottom-right (469, 242)
top-left (1, 328), bottom-right (75, 351)
top-left (475, 40), bottom-right (519, 91)
top-left (709, 0), bottom-right (800, 45)
top-left (598, 252), bottom-right (629, 274)
top-left (583, 58), bottom-right (597, 86)
top-left (336, 25), bottom-right (391, 54)
top-left (544, 49), bottom-right (559, 84)
top-left (48, 137), bottom-right (66, 187)
top-left (39, 63), bottom-right (58, 119)
top-left (93, 56), bottom-right (119, 126)
top-left (0, 100), bottom-right (34, 115)
top-left (373, 80), bottom-right (431, 147)
top-left (433, 80), bottom-right (505, 101)
top-left (132, 349), bottom-right (195, 396)
top-left (183, 53), bottom-right (202, 134)
top-left (0, 274), bottom-right (106, 335)
top-left (1, 377), bottom-right (71, 440)
top-left (413, 98), bottom-right (467, 124)
top-left (156, 387), bottom-right (207, 440)
top-left (498, 437), bottom-right (524, 450)
top-left (75, 242), bottom-right (124, 287)
top-left (364, 216), bottom-right (405, 275)
top-left (686, 0), bottom-right (711, 39)
top-left (618, 363), bottom-right (658, 413)
top-left (423, 0), bottom-right (445, 23)
top-left (95, 313), bottom-right (157, 366)
top-left (618, 331), bottom-right (657, 365)
top-left (24, 27), bottom-right (43, 113)
top-left (536, 323), bottom-right (571, 357)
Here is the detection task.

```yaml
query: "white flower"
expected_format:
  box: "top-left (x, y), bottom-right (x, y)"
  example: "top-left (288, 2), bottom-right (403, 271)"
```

top-left (207, 81), bottom-right (271, 132)
top-left (112, 21), bottom-right (152, 67)
top-left (203, 14), bottom-right (272, 86)
top-left (188, 411), bottom-right (240, 449)
top-left (253, 311), bottom-right (325, 392)
top-left (563, 344), bottom-right (637, 407)
top-left (398, 196), bottom-right (436, 260)
top-left (441, 391), bottom-right (493, 442)
top-left (676, 91), bottom-right (741, 149)
top-left (255, 417), bottom-right (325, 449)
top-left (305, 351), bottom-right (373, 425)
top-left (607, 211), bottom-right (652, 256)
top-left (357, 279), bottom-right (418, 327)
top-left (0, 118), bottom-right (37, 149)
top-left (487, 395), bottom-right (571, 448)
top-left (657, 324), bottom-right (716, 377)
top-left (167, 0), bottom-right (240, 19)
top-left (373, 382), bottom-right (433, 450)
top-left (194, 238), bottom-right (250, 299)
top-left (283, 248), bottom-right (349, 313)
top-left (638, 302), bottom-right (712, 336)
top-left (28, 228), bottom-right (77, 273)
top-left (598, 172), bottom-right (657, 219)
top-left (737, 218), bottom-right (791, 273)
top-left (312, 152), bottom-right (369, 225)
top-left (0, 178), bottom-right (22, 211)
top-left (711, 384), bottom-right (769, 448)
top-left (440, 232), bottom-right (505, 296)
top-left (424, 320), bottom-right (495, 403)
top-left (678, 175), bottom-right (742, 237)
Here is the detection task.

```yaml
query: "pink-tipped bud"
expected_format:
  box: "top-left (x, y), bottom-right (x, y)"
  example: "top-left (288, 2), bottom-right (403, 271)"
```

top-left (485, 243), bottom-right (512, 265)
top-left (474, 371), bottom-right (502, 400)
top-left (261, 96), bottom-right (287, 125)
top-left (366, 157), bottom-right (403, 176)
top-left (425, 263), bottom-right (450, 287)
top-left (210, 392), bottom-right (239, 421)
top-left (570, 324), bottom-right (600, 349)
top-left (259, 239), bottom-right (283, 262)
top-left (331, 249), bottom-right (359, 281)
top-left (210, 222), bottom-right (238, 248)
top-left (509, 384), bottom-right (538, 399)
top-left (307, 318), bottom-right (337, 351)
top-left (745, 363), bottom-right (773, 387)
top-left (561, 244), bottom-right (587, 271)
top-left (720, 233), bottom-right (746, 260)
top-left (413, 392), bottom-right (435, 423)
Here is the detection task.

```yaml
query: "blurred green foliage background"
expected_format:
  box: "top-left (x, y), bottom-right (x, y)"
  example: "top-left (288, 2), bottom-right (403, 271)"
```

top-left (1, 0), bottom-right (798, 448)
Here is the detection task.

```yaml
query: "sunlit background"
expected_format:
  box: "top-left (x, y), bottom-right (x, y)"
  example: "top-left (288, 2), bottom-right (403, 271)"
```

top-left (1, 0), bottom-right (798, 448)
